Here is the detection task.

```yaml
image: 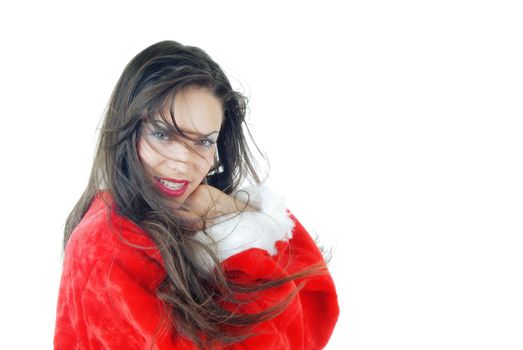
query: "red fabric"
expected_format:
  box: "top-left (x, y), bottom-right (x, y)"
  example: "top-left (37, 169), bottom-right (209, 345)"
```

top-left (54, 192), bottom-right (339, 349)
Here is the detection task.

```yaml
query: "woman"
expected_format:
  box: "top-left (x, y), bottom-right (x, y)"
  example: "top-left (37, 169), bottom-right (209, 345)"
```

top-left (54, 40), bottom-right (339, 349)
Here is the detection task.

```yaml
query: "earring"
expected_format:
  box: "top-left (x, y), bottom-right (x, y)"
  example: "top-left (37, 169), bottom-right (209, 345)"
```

top-left (207, 164), bottom-right (222, 176)
top-left (207, 157), bottom-right (223, 176)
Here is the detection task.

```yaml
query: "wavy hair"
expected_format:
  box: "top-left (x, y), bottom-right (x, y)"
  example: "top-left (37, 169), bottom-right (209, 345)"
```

top-left (63, 40), bottom-right (325, 349)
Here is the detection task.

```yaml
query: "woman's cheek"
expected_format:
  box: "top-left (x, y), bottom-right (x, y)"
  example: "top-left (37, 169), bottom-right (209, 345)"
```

top-left (197, 155), bottom-right (214, 179)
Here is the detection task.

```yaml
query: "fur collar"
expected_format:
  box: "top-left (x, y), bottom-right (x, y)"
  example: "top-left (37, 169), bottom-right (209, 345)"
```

top-left (193, 184), bottom-right (295, 269)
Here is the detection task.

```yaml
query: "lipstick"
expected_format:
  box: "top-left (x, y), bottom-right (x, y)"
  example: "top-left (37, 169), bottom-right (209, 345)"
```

top-left (154, 177), bottom-right (189, 197)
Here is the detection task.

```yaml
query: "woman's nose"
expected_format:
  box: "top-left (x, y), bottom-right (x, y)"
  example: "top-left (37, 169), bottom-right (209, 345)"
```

top-left (164, 141), bottom-right (191, 170)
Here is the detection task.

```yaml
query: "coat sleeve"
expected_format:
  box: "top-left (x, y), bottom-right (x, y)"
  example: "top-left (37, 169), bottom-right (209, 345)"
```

top-left (190, 184), bottom-right (339, 349)
top-left (219, 212), bottom-right (339, 350)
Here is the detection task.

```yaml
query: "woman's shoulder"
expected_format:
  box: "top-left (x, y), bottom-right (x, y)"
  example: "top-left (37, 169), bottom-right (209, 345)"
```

top-left (63, 191), bottom-right (164, 287)
top-left (67, 192), bottom-right (152, 250)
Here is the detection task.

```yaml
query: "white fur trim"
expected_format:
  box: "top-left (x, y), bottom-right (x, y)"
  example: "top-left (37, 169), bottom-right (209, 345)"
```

top-left (193, 184), bottom-right (294, 270)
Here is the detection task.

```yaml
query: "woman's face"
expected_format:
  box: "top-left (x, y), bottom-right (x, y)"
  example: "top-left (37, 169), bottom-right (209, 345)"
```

top-left (138, 87), bottom-right (223, 207)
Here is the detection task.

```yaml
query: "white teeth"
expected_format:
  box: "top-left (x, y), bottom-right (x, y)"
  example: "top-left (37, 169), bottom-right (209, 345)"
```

top-left (159, 179), bottom-right (184, 190)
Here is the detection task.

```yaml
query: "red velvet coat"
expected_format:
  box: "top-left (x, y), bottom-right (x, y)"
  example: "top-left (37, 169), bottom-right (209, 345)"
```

top-left (54, 185), bottom-right (339, 349)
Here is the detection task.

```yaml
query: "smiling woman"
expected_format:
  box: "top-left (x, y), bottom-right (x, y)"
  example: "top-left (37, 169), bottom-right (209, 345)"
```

top-left (138, 87), bottom-right (223, 206)
top-left (54, 40), bottom-right (339, 350)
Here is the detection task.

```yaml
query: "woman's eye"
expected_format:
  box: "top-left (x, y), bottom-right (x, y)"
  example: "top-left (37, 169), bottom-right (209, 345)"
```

top-left (199, 138), bottom-right (216, 148)
top-left (152, 131), bottom-right (169, 141)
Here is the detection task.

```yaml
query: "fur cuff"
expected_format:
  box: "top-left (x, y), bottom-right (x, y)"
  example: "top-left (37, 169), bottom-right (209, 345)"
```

top-left (194, 184), bottom-right (295, 269)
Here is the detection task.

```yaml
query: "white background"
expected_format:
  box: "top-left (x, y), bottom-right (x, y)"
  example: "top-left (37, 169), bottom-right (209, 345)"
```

top-left (1, 1), bottom-right (522, 349)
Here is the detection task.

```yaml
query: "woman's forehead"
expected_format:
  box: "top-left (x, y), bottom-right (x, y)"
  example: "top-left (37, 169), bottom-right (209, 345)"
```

top-left (155, 87), bottom-right (223, 135)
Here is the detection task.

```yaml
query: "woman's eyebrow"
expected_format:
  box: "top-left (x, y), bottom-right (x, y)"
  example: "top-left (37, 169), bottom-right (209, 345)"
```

top-left (180, 130), bottom-right (219, 138)
top-left (195, 131), bottom-right (219, 137)
top-left (151, 120), bottom-right (218, 137)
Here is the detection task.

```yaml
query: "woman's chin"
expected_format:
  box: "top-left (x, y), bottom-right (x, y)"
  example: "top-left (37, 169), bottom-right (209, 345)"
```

top-left (166, 197), bottom-right (186, 209)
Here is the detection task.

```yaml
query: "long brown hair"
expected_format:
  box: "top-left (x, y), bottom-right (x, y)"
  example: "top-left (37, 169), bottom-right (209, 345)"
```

top-left (64, 40), bottom-right (325, 349)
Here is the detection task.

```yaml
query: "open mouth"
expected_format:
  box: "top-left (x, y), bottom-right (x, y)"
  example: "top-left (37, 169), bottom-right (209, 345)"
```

top-left (154, 177), bottom-right (189, 197)
top-left (159, 178), bottom-right (185, 190)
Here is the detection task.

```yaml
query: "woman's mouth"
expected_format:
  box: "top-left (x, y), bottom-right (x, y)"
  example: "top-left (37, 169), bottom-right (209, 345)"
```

top-left (154, 177), bottom-right (190, 197)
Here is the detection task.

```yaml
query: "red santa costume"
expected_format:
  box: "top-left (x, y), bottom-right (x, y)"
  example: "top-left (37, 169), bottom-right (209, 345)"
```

top-left (54, 184), bottom-right (339, 349)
